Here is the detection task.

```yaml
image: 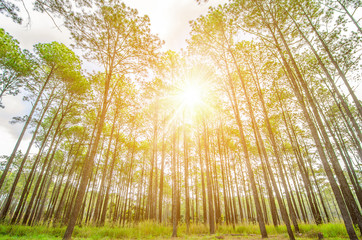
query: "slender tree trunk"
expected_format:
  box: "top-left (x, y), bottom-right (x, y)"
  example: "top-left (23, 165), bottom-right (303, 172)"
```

top-left (0, 67), bottom-right (54, 191)
top-left (172, 130), bottom-right (178, 237)
top-left (267, 24), bottom-right (358, 238)
top-left (297, 1), bottom-right (362, 117)
top-left (158, 128), bottom-right (166, 223)
top-left (63, 64), bottom-right (113, 239)
top-left (222, 57), bottom-right (267, 238)
top-left (184, 115), bottom-right (190, 233)
top-left (335, 0), bottom-right (362, 34)
top-left (202, 120), bottom-right (215, 234)
top-left (198, 135), bottom-right (207, 225)
top-left (0, 90), bottom-right (57, 220)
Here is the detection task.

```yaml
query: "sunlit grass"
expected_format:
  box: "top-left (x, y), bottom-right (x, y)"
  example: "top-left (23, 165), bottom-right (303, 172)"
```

top-left (0, 222), bottom-right (352, 239)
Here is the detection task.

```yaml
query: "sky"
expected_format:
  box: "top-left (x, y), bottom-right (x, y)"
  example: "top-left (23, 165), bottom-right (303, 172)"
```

top-left (0, 0), bottom-right (226, 157)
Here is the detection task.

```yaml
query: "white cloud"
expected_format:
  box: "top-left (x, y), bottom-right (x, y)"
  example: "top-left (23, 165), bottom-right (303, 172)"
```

top-left (0, 95), bottom-right (32, 156)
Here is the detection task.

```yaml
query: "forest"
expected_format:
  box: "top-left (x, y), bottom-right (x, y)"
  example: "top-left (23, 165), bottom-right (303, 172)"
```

top-left (0, 0), bottom-right (361, 239)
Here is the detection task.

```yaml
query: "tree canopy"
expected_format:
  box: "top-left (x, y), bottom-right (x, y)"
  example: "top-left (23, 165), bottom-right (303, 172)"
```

top-left (0, 0), bottom-right (361, 240)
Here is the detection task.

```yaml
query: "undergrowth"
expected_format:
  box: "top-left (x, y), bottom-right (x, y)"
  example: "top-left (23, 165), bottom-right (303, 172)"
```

top-left (0, 221), bottom-right (352, 239)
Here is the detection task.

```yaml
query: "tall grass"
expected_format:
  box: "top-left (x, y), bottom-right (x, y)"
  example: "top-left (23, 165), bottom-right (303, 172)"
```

top-left (0, 222), bottom-right (352, 239)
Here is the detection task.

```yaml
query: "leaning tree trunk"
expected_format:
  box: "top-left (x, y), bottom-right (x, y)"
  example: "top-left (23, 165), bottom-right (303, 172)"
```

top-left (267, 25), bottom-right (358, 239)
top-left (0, 90), bottom-right (57, 220)
top-left (0, 67), bottom-right (54, 191)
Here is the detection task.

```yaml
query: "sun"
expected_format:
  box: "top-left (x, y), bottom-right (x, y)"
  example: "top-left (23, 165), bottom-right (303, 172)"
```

top-left (167, 80), bottom-right (206, 125)
top-left (180, 83), bottom-right (203, 109)
top-left (163, 72), bottom-right (215, 130)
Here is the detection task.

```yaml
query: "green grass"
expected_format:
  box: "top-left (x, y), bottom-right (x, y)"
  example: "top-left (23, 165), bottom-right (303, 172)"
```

top-left (0, 222), bottom-right (352, 239)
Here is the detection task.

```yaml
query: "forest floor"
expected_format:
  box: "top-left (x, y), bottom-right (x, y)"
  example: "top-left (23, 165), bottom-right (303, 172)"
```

top-left (0, 222), bottom-right (352, 239)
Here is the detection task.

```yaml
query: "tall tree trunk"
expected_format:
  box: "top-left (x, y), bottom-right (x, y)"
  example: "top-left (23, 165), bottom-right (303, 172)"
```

top-left (266, 22), bottom-right (358, 238)
top-left (296, 1), bottom-right (362, 117)
top-left (172, 130), bottom-right (178, 237)
top-left (0, 67), bottom-right (54, 191)
top-left (202, 120), bottom-right (215, 234)
top-left (0, 90), bottom-right (57, 220)
top-left (158, 127), bottom-right (166, 223)
top-left (63, 64), bottom-right (113, 240)
top-left (184, 115), bottom-right (190, 233)
top-left (222, 56), bottom-right (267, 238)
top-left (198, 135), bottom-right (207, 225)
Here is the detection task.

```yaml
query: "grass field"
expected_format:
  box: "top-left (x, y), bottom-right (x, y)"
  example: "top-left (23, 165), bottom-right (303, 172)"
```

top-left (0, 222), bottom-right (352, 239)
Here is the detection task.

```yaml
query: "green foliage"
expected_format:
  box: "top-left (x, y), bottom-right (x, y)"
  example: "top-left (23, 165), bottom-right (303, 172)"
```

top-left (65, 1), bottom-right (162, 73)
top-left (0, 29), bottom-right (30, 72)
top-left (0, 0), bottom-right (22, 23)
top-left (33, 41), bottom-right (88, 98)
top-left (34, 42), bottom-right (84, 83)
top-left (0, 28), bottom-right (35, 107)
